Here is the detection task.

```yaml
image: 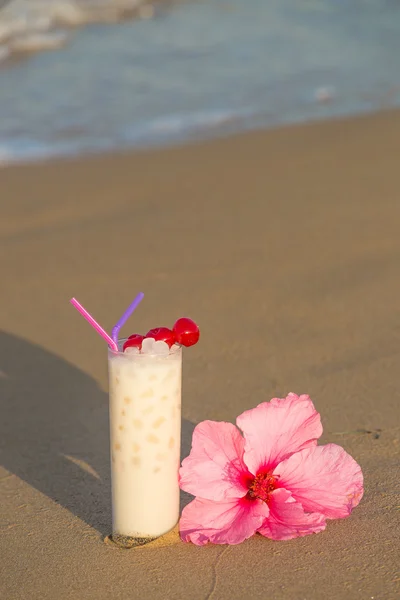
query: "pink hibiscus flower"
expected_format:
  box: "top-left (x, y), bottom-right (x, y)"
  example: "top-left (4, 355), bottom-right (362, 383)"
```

top-left (179, 393), bottom-right (363, 545)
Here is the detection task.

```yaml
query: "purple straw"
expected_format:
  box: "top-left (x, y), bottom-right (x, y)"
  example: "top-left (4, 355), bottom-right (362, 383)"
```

top-left (112, 292), bottom-right (144, 344)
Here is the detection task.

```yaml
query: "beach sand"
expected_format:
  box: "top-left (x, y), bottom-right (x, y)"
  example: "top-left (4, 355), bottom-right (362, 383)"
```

top-left (1, 110), bottom-right (399, 599)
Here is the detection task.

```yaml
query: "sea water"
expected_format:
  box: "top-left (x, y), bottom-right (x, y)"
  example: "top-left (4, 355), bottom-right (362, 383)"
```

top-left (0, 0), bottom-right (400, 164)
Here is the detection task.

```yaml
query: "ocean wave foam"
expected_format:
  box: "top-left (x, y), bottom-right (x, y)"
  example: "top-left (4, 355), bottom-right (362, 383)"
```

top-left (0, 0), bottom-right (148, 59)
top-left (123, 108), bottom-right (254, 142)
top-left (0, 107), bottom-right (255, 165)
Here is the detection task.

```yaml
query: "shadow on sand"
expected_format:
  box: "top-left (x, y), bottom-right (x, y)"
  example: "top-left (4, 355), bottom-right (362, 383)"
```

top-left (0, 331), bottom-right (195, 536)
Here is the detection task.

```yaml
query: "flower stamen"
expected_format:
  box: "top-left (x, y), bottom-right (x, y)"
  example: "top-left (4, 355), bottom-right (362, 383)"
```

top-left (247, 472), bottom-right (278, 503)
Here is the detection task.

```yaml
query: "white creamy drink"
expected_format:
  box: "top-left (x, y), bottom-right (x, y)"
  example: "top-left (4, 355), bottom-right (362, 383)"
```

top-left (108, 340), bottom-right (182, 543)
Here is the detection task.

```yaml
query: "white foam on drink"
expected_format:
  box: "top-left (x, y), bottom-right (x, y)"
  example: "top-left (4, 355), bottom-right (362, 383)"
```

top-left (141, 337), bottom-right (156, 354)
top-left (124, 346), bottom-right (139, 355)
top-left (152, 340), bottom-right (169, 356)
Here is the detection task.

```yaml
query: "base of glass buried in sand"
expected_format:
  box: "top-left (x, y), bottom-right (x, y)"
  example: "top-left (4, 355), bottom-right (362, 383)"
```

top-left (105, 533), bottom-right (157, 549)
top-left (108, 342), bottom-right (182, 543)
top-left (105, 522), bottom-right (180, 549)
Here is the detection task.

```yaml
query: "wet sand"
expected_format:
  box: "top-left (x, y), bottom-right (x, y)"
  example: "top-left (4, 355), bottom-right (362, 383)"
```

top-left (0, 110), bottom-right (399, 599)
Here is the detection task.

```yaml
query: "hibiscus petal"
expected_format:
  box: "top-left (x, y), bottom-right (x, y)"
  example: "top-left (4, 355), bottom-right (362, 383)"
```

top-left (236, 393), bottom-right (323, 473)
top-left (274, 443), bottom-right (364, 519)
top-left (179, 421), bottom-right (252, 501)
top-left (180, 496), bottom-right (270, 546)
top-left (258, 488), bottom-right (326, 540)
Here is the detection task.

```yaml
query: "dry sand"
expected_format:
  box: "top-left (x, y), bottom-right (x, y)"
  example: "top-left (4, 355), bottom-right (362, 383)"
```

top-left (1, 111), bottom-right (399, 599)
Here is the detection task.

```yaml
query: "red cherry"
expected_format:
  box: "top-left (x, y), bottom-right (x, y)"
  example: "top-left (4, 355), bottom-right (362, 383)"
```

top-left (123, 334), bottom-right (144, 352)
top-left (172, 317), bottom-right (200, 347)
top-left (145, 327), bottom-right (176, 348)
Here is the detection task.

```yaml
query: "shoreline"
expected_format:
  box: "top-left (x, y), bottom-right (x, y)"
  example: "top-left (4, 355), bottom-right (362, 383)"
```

top-left (1, 105), bottom-right (400, 170)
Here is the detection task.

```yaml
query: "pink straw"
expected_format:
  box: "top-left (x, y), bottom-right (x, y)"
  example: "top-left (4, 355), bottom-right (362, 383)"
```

top-left (70, 297), bottom-right (118, 351)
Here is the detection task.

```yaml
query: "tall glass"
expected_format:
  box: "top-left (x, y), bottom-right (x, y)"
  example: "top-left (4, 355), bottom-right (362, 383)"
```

top-left (108, 341), bottom-right (182, 546)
